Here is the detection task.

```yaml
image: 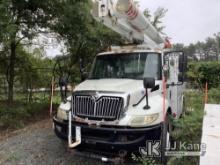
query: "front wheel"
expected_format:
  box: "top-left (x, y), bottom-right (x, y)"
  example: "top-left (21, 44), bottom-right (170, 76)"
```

top-left (160, 115), bottom-right (171, 164)
top-left (181, 96), bottom-right (186, 118)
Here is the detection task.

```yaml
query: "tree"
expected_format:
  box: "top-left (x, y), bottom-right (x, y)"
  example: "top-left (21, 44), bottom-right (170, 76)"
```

top-left (214, 33), bottom-right (220, 60)
top-left (186, 44), bottom-right (196, 59)
top-left (182, 33), bottom-right (220, 61)
top-left (15, 46), bottom-right (54, 101)
top-left (173, 43), bottom-right (185, 50)
top-left (143, 7), bottom-right (168, 34)
top-left (0, 0), bottom-right (53, 103)
top-left (203, 37), bottom-right (217, 60)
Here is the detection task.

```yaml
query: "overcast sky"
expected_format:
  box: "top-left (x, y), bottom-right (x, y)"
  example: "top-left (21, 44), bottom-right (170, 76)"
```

top-left (138, 0), bottom-right (220, 45)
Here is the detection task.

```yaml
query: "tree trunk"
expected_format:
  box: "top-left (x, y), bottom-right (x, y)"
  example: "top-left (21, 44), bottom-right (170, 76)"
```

top-left (8, 39), bottom-right (16, 103)
top-left (3, 77), bottom-right (7, 98)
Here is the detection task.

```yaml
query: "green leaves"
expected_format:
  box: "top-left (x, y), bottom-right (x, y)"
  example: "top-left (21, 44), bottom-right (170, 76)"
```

top-left (187, 61), bottom-right (220, 89)
top-left (143, 7), bottom-right (167, 34)
top-left (15, 46), bottom-right (54, 89)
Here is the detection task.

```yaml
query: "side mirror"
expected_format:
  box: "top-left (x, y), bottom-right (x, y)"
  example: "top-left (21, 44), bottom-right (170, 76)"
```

top-left (59, 76), bottom-right (68, 102)
top-left (81, 72), bottom-right (88, 81)
top-left (143, 77), bottom-right (155, 110)
top-left (143, 77), bottom-right (155, 89)
top-left (179, 53), bottom-right (187, 73)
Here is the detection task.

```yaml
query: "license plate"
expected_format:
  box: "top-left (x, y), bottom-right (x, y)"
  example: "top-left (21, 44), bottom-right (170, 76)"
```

top-left (75, 126), bottom-right (81, 141)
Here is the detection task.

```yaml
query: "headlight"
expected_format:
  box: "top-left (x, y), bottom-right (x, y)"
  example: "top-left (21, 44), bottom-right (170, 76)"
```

top-left (129, 113), bottom-right (159, 127)
top-left (57, 108), bottom-right (68, 120)
top-left (57, 101), bottom-right (71, 120)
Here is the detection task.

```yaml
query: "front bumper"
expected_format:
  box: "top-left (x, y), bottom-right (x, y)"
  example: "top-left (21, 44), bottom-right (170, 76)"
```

top-left (53, 116), bottom-right (162, 152)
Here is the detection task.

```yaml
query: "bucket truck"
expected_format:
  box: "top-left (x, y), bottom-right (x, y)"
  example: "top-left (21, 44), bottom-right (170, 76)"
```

top-left (53, 0), bottom-right (187, 164)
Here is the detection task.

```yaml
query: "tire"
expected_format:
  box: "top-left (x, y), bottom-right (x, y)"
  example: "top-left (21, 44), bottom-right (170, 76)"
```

top-left (181, 96), bottom-right (186, 118)
top-left (160, 115), bottom-right (171, 165)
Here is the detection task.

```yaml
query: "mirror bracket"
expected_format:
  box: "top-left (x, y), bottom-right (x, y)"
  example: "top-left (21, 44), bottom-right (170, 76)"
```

top-left (167, 82), bottom-right (184, 87)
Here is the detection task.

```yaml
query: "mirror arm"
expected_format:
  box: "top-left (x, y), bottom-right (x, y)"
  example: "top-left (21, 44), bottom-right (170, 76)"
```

top-left (59, 76), bottom-right (68, 103)
top-left (133, 86), bottom-right (159, 107)
top-left (133, 95), bottom-right (145, 107)
top-left (143, 89), bottom-right (150, 110)
top-left (167, 81), bottom-right (184, 87)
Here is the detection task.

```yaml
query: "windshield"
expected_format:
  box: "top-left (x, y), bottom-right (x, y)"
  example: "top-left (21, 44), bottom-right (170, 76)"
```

top-left (89, 53), bottom-right (161, 80)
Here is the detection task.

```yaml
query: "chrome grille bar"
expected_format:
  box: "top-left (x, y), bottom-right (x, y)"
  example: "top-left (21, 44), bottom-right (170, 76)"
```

top-left (72, 95), bottom-right (123, 121)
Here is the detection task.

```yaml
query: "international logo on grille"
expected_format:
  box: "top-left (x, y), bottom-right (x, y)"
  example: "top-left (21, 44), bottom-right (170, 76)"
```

top-left (91, 92), bottom-right (99, 102)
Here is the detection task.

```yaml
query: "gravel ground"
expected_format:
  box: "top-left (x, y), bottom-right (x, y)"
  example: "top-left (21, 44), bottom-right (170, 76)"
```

top-left (0, 119), bottom-right (104, 165)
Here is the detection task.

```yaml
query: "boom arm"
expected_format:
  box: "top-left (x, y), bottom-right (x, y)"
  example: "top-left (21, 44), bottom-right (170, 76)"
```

top-left (91, 0), bottom-right (165, 49)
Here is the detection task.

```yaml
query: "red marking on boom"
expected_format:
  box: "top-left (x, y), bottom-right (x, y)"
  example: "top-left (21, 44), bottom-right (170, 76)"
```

top-left (126, 1), bottom-right (138, 20)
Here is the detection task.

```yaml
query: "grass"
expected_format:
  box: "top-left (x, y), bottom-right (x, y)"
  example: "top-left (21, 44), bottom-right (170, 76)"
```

top-left (168, 91), bottom-right (204, 165)
top-left (0, 101), bottom-right (50, 130)
top-left (0, 91), bottom-right (63, 131)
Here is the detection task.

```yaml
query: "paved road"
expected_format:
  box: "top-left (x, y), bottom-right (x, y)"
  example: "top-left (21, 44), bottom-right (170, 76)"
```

top-left (0, 119), bottom-right (104, 165)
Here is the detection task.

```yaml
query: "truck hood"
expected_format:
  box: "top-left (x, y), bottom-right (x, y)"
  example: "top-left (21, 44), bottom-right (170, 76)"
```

top-left (75, 79), bottom-right (143, 93)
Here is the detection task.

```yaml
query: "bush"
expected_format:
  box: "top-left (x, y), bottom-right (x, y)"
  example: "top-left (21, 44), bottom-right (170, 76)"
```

top-left (187, 61), bottom-right (220, 89)
top-left (208, 86), bottom-right (220, 104)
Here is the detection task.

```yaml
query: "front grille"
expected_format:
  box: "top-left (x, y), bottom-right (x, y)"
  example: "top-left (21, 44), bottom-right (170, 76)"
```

top-left (72, 95), bottom-right (124, 121)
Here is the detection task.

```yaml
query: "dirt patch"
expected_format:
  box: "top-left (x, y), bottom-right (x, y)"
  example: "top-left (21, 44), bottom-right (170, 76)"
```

top-left (0, 118), bottom-right (104, 165)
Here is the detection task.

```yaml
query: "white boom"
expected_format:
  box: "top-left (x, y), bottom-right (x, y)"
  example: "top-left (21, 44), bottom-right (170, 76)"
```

top-left (91, 0), bottom-right (166, 49)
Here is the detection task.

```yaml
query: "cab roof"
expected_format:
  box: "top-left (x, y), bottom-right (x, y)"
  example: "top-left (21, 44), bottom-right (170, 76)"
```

top-left (97, 45), bottom-right (163, 56)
